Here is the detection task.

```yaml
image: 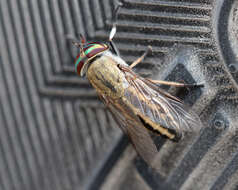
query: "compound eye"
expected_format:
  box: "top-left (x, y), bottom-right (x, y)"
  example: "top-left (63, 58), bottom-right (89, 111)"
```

top-left (74, 54), bottom-right (86, 76)
top-left (83, 42), bottom-right (109, 59)
top-left (74, 42), bottom-right (109, 76)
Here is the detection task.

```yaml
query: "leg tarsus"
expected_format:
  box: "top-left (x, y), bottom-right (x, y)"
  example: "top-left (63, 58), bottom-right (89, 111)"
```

top-left (149, 79), bottom-right (204, 88)
top-left (129, 45), bottom-right (152, 69)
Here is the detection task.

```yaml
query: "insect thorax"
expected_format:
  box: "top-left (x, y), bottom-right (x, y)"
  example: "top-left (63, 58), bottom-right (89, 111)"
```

top-left (86, 53), bottom-right (128, 99)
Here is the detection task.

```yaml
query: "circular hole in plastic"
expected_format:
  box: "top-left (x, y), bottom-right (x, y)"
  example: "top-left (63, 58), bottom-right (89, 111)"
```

top-left (229, 64), bottom-right (238, 73)
top-left (214, 119), bottom-right (225, 130)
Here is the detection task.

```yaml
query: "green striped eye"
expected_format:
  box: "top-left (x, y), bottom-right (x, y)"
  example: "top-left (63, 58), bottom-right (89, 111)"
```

top-left (74, 42), bottom-right (109, 76)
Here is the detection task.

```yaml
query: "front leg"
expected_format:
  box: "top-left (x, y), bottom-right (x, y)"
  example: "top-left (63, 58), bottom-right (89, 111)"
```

top-left (108, 3), bottom-right (123, 57)
top-left (129, 46), bottom-right (152, 69)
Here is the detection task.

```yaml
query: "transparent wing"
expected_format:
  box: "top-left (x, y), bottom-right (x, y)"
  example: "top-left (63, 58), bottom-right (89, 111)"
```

top-left (121, 67), bottom-right (202, 137)
top-left (99, 95), bottom-right (159, 165)
top-left (97, 65), bottom-right (202, 165)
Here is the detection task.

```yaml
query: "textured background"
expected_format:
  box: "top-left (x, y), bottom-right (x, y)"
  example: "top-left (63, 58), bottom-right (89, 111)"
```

top-left (0, 0), bottom-right (238, 190)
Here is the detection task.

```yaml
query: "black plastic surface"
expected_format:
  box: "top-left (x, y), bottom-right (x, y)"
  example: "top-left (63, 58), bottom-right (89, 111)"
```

top-left (0, 0), bottom-right (238, 190)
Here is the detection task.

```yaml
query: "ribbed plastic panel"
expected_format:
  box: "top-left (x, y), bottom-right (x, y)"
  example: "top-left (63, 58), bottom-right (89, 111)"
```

top-left (0, 0), bottom-right (238, 190)
top-left (0, 0), bottom-right (120, 190)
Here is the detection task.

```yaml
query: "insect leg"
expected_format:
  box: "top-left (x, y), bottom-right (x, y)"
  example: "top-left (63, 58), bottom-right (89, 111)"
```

top-left (149, 79), bottom-right (204, 88)
top-left (109, 25), bottom-right (120, 57)
top-left (109, 2), bottom-right (123, 56)
top-left (129, 46), bottom-right (153, 69)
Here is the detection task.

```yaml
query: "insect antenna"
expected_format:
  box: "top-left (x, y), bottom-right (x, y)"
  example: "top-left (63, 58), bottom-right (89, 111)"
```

top-left (66, 33), bottom-right (86, 53)
top-left (79, 34), bottom-right (86, 46)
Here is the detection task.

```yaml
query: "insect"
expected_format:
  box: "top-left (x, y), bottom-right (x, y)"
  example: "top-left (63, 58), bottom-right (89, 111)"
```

top-left (73, 6), bottom-right (203, 165)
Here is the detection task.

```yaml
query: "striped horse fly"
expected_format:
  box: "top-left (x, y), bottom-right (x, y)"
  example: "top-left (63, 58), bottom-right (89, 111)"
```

top-left (73, 6), bottom-right (203, 166)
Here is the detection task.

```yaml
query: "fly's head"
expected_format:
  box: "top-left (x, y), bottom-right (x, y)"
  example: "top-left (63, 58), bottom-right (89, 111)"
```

top-left (74, 3), bottom-right (121, 77)
top-left (74, 41), bottom-right (109, 77)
